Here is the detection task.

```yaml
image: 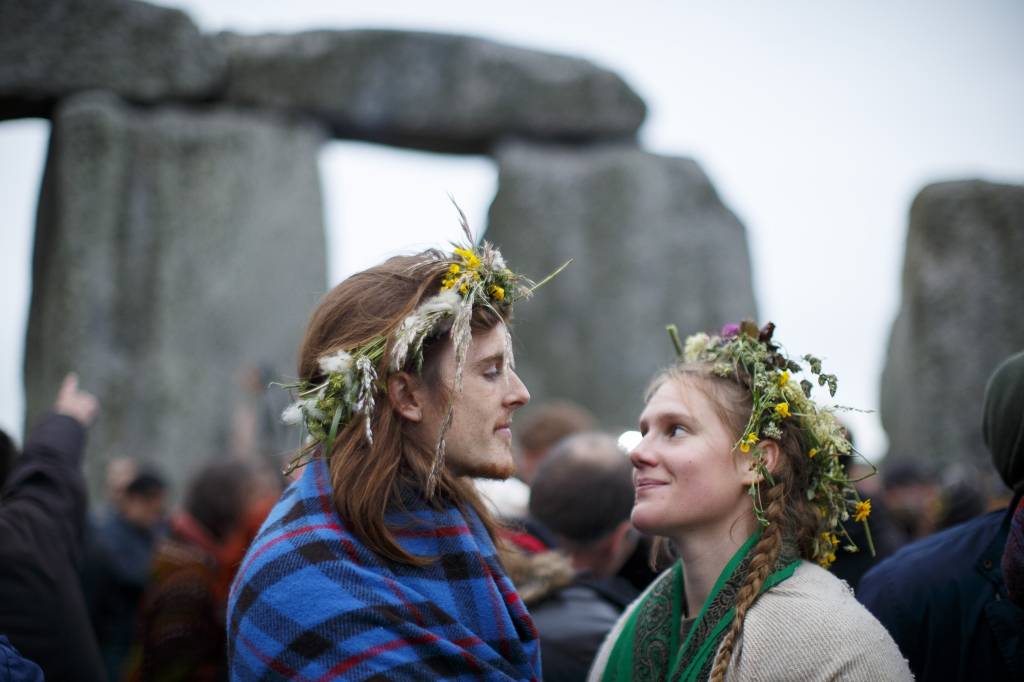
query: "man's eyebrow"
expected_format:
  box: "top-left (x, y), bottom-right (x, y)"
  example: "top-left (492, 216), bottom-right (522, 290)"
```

top-left (475, 352), bottom-right (506, 367)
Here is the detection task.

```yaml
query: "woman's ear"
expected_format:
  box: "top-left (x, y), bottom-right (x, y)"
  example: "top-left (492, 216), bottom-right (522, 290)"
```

top-left (741, 439), bottom-right (782, 486)
top-left (387, 372), bottom-right (424, 422)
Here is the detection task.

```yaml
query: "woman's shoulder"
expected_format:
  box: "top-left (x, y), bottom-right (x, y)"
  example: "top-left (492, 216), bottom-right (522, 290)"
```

top-left (733, 560), bottom-right (913, 681)
top-left (749, 560), bottom-right (892, 635)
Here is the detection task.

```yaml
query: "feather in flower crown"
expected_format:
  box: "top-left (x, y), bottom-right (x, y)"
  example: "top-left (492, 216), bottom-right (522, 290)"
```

top-left (280, 202), bottom-right (569, 496)
top-left (668, 320), bottom-right (875, 569)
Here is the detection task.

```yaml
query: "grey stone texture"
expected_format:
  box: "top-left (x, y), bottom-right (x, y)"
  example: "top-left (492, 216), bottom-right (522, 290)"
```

top-left (24, 92), bottom-right (326, 498)
top-left (217, 29), bottom-right (647, 153)
top-left (485, 141), bottom-right (758, 432)
top-left (881, 180), bottom-right (1024, 474)
top-left (0, 0), bottom-right (225, 119)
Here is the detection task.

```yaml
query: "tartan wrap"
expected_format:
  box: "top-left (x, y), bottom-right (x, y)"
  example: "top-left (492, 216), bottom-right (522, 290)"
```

top-left (227, 459), bottom-right (541, 681)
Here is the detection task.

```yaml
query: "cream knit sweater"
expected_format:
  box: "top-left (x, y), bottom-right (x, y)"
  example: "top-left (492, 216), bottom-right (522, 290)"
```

top-left (588, 561), bottom-right (913, 681)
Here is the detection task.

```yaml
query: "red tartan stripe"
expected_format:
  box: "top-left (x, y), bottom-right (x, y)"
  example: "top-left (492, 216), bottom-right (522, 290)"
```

top-left (312, 635), bottom-right (489, 681)
top-left (314, 460), bottom-right (336, 519)
top-left (472, 554), bottom-right (511, 659)
top-left (315, 633), bottom-right (440, 680)
top-left (382, 576), bottom-right (427, 627)
top-left (312, 463), bottom-right (364, 564)
top-left (238, 631), bottom-right (311, 682)
top-left (230, 522), bottom-right (343, 601)
top-left (392, 524), bottom-right (471, 538)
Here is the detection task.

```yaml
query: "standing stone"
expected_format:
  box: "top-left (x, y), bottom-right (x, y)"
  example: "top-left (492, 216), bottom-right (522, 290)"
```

top-left (25, 92), bottom-right (327, 499)
top-left (0, 0), bottom-right (225, 120)
top-left (486, 141), bottom-right (758, 432)
top-left (881, 180), bottom-right (1024, 476)
top-left (217, 30), bottom-right (646, 153)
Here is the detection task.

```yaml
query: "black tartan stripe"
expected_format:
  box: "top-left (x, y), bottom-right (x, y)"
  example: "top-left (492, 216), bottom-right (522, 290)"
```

top-left (264, 603), bottom-right (467, 674)
top-left (387, 549), bottom-right (489, 583)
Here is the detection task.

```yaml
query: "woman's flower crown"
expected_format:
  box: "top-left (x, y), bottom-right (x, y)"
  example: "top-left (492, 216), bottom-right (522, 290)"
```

top-left (280, 203), bottom-right (568, 495)
top-left (670, 320), bottom-right (875, 569)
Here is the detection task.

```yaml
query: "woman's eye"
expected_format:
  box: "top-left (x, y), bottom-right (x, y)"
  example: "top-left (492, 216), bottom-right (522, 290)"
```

top-left (669, 425), bottom-right (687, 437)
top-left (483, 365), bottom-right (502, 380)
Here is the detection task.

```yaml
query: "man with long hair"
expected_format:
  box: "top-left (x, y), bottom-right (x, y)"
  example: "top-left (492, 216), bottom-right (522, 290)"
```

top-left (228, 218), bottom-right (561, 680)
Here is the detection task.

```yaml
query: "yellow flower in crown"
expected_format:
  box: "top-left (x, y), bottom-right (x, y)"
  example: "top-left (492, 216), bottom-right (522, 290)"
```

top-left (774, 402), bottom-right (791, 419)
top-left (808, 448), bottom-right (819, 458)
top-left (778, 370), bottom-right (790, 386)
top-left (739, 432), bottom-right (758, 453)
top-left (489, 285), bottom-right (505, 302)
top-left (853, 499), bottom-right (872, 523)
top-left (453, 247), bottom-right (480, 270)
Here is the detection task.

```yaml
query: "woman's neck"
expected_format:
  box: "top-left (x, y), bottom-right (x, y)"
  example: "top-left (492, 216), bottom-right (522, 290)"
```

top-left (671, 514), bottom-right (758, 617)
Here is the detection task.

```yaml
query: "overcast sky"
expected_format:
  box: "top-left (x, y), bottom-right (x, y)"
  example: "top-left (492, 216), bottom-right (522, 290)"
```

top-left (2, 0), bottom-right (1023, 460)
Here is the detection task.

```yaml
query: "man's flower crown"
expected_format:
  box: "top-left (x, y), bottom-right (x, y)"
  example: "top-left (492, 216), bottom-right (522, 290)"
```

top-left (670, 320), bottom-right (875, 569)
top-left (280, 204), bottom-right (568, 495)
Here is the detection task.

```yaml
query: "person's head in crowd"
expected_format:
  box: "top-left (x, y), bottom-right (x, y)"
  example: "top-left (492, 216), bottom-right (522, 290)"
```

top-left (881, 457), bottom-right (941, 540)
top-left (184, 459), bottom-right (256, 542)
top-left (934, 476), bottom-right (987, 531)
top-left (514, 400), bottom-right (595, 485)
top-left (983, 349), bottom-right (1024, 493)
top-left (529, 432), bottom-right (637, 577)
top-left (290, 246), bottom-right (531, 565)
top-left (104, 457), bottom-right (138, 509)
top-left (118, 470), bottom-right (168, 530)
top-left (0, 429), bottom-right (15, 490)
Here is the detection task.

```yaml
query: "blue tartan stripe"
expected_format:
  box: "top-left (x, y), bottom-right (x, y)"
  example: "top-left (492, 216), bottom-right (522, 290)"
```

top-left (227, 459), bottom-right (540, 681)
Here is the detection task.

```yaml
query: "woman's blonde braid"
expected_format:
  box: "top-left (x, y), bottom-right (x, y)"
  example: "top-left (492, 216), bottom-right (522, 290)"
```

top-left (708, 481), bottom-right (787, 682)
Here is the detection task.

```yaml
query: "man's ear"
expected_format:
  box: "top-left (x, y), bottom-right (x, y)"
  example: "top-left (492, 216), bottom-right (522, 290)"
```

top-left (741, 439), bottom-right (781, 486)
top-left (387, 372), bottom-right (424, 422)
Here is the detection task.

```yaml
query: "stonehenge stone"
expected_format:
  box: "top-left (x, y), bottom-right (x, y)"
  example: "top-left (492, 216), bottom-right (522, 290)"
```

top-left (485, 141), bottom-right (758, 432)
top-left (881, 180), bottom-right (1024, 478)
top-left (217, 30), bottom-right (646, 153)
top-left (24, 92), bottom-right (326, 499)
top-left (0, 0), bottom-right (225, 120)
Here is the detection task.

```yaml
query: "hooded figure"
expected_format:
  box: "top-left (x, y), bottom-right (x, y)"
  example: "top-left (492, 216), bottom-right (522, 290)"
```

top-left (984, 351), bottom-right (1024, 608)
top-left (859, 349), bottom-right (1024, 681)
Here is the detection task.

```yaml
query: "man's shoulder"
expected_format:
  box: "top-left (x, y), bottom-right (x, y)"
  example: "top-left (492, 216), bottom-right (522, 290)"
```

top-left (861, 510), bottom-right (1004, 591)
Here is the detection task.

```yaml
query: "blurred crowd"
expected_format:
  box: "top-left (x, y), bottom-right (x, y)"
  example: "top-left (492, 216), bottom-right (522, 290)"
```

top-left (0, 347), bottom-right (1021, 681)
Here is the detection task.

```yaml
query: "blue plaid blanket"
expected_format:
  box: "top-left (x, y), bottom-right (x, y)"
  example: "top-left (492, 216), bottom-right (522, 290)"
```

top-left (227, 459), bottom-right (541, 681)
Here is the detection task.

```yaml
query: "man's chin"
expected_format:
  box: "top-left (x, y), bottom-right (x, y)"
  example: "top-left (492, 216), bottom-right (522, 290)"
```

top-left (458, 455), bottom-right (515, 481)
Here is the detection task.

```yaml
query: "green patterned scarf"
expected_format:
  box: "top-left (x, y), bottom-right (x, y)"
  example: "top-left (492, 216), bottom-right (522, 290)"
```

top-left (601, 530), bottom-right (799, 682)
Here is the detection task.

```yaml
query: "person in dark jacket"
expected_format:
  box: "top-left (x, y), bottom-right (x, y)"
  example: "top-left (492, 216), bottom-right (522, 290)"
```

top-left (125, 459), bottom-right (259, 682)
top-left (526, 432), bottom-right (640, 682)
top-left (858, 350), bottom-right (1024, 681)
top-left (86, 468), bottom-right (167, 681)
top-left (0, 373), bottom-right (107, 682)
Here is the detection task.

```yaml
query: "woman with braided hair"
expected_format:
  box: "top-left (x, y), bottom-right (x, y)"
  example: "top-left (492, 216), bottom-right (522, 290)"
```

top-left (589, 322), bottom-right (911, 681)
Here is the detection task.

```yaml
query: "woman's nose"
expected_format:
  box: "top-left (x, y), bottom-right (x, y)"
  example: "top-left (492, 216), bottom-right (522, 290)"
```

top-left (628, 436), bottom-right (655, 468)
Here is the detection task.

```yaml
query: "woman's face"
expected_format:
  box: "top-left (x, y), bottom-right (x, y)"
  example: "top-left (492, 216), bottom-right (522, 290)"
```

top-left (629, 376), bottom-right (754, 543)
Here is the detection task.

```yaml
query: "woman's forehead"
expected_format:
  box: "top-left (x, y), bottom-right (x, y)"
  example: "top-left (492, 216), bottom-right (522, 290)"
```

top-left (644, 376), bottom-right (708, 418)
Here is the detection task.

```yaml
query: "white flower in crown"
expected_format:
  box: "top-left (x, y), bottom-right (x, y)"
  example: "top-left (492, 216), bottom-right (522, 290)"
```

top-left (319, 349), bottom-right (354, 376)
top-left (390, 289), bottom-right (463, 371)
top-left (683, 332), bottom-right (711, 362)
top-left (419, 289), bottom-right (462, 316)
top-left (281, 402), bottom-right (303, 425)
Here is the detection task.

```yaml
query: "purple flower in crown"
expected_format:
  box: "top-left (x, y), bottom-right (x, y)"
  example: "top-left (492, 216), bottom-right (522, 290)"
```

top-left (720, 323), bottom-right (740, 338)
